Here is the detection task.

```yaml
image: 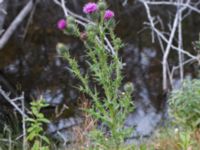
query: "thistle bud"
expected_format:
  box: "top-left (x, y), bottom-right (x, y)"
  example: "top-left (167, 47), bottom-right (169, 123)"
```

top-left (86, 24), bottom-right (97, 33)
top-left (56, 43), bottom-right (68, 55)
top-left (124, 82), bottom-right (134, 93)
top-left (87, 31), bottom-right (96, 42)
top-left (67, 16), bottom-right (75, 24)
top-left (98, 1), bottom-right (107, 11)
top-left (67, 24), bottom-right (75, 33)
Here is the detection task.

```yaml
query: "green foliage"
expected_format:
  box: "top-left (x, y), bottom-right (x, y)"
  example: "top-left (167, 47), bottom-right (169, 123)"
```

top-left (26, 98), bottom-right (50, 150)
top-left (178, 130), bottom-right (194, 150)
top-left (169, 79), bottom-right (200, 129)
top-left (57, 1), bottom-right (134, 149)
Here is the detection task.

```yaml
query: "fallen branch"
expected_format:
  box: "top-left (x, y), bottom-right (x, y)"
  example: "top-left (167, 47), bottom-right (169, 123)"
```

top-left (0, 0), bottom-right (34, 49)
top-left (0, 86), bottom-right (27, 118)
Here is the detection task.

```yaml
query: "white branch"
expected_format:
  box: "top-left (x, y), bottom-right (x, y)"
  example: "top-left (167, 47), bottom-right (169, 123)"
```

top-left (145, 1), bottom-right (200, 14)
top-left (0, 0), bottom-right (34, 49)
top-left (178, 0), bottom-right (184, 84)
top-left (162, 5), bottom-right (184, 90)
top-left (139, 0), bottom-right (199, 90)
top-left (0, 86), bottom-right (27, 118)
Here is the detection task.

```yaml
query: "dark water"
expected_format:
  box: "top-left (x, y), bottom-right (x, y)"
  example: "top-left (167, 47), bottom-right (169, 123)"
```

top-left (1, 0), bottom-right (200, 137)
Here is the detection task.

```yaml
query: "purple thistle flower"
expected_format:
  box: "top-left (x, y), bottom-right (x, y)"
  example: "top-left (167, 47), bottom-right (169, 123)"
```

top-left (57, 19), bottom-right (67, 30)
top-left (83, 2), bottom-right (98, 14)
top-left (104, 10), bottom-right (115, 20)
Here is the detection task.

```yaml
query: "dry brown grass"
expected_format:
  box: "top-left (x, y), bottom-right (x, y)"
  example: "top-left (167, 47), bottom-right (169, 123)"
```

top-left (151, 129), bottom-right (200, 150)
top-left (192, 129), bottom-right (200, 142)
top-left (67, 95), bottom-right (96, 150)
top-left (152, 135), bottom-right (180, 150)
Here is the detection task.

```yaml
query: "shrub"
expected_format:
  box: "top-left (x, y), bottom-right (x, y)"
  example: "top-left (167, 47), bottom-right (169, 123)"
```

top-left (169, 79), bottom-right (200, 129)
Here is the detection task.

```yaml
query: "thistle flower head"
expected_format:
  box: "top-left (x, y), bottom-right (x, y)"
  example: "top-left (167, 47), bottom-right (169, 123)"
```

top-left (83, 2), bottom-right (98, 14)
top-left (57, 19), bottom-right (67, 30)
top-left (104, 10), bottom-right (115, 20)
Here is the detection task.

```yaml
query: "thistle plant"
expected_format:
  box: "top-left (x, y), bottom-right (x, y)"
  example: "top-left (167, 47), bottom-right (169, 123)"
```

top-left (56, 1), bottom-right (134, 149)
top-left (26, 97), bottom-right (50, 150)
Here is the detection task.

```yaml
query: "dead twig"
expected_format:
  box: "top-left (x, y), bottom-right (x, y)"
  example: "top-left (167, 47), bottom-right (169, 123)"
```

top-left (139, 0), bottom-right (199, 90)
top-left (0, 0), bottom-right (34, 49)
top-left (0, 86), bottom-right (27, 118)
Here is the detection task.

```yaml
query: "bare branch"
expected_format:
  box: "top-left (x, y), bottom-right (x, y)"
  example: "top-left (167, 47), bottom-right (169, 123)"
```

top-left (139, 0), bottom-right (199, 90)
top-left (178, 0), bottom-right (184, 84)
top-left (145, 1), bottom-right (200, 14)
top-left (0, 86), bottom-right (27, 118)
top-left (0, 0), bottom-right (34, 49)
